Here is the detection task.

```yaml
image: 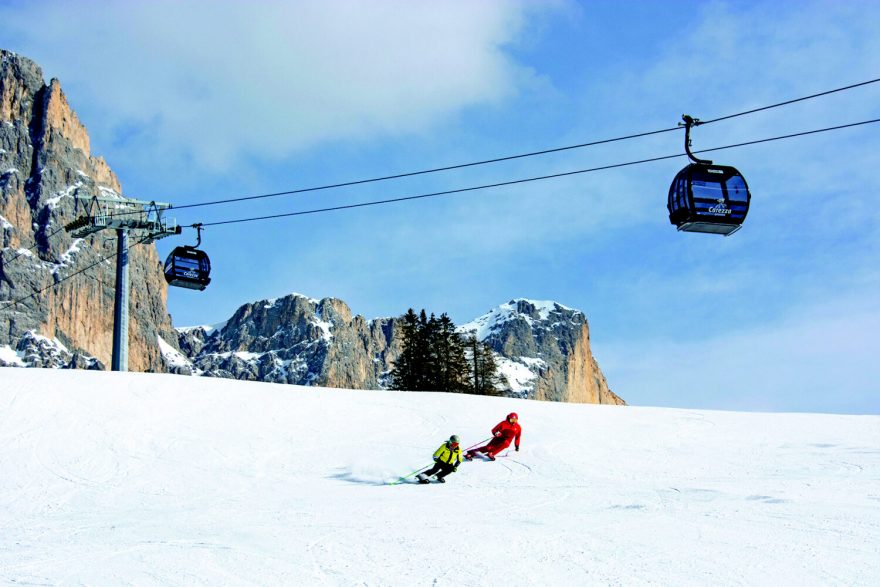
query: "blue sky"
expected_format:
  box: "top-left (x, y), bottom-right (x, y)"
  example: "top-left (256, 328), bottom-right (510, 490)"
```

top-left (3, 0), bottom-right (878, 413)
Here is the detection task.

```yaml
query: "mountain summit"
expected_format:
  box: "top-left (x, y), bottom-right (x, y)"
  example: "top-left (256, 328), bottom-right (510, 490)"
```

top-left (0, 50), bottom-right (177, 370)
top-left (460, 299), bottom-right (624, 404)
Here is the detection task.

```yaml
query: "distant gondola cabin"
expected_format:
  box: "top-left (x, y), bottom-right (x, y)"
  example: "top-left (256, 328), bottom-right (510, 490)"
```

top-left (668, 163), bottom-right (751, 236)
top-left (164, 246), bottom-right (211, 290)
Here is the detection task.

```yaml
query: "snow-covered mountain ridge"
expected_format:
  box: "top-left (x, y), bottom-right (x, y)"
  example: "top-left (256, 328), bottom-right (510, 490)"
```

top-left (169, 294), bottom-right (624, 404)
top-left (1, 368), bottom-right (876, 584)
top-left (458, 298), bottom-right (578, 340)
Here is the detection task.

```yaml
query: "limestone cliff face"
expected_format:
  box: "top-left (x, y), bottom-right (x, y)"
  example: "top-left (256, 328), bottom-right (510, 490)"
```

top-left (0, 50), bottom-right (177, 371)
top-left (459, 300), bottom-right (625, 405)
top-left (550, 322), bottom-right (623, 405)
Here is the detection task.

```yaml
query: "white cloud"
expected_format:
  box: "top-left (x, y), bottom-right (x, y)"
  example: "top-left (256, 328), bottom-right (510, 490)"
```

top-left (2, 0), bottom-right (545, 169)
top-left (601, 293), bottom-right (880, 414)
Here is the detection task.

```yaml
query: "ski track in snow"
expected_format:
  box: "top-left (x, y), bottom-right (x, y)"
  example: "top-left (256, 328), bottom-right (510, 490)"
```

top-left (0, 369), bottom-right (878, 586)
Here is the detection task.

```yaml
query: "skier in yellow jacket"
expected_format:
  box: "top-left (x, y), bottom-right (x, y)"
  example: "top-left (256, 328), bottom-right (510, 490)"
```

top-left (417, 435), bottom-right (463, 484)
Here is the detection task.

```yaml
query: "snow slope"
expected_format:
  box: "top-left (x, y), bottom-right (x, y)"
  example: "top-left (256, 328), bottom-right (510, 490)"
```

top-left (1, 369), bottom-right (878, 586)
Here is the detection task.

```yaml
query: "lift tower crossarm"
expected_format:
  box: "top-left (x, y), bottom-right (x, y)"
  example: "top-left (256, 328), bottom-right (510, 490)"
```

top-left (64, 195), bottom-right (179, 240)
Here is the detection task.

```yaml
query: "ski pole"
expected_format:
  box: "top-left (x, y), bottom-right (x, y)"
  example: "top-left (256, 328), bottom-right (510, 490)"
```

top-left (463, 437), bottom-right (492, 453)
top-left (389, 464), bottom-right (433, 486)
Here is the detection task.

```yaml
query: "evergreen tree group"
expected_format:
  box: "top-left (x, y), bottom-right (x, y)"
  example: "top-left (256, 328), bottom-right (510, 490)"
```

top-left (390, 309), bottom-right (500, 395)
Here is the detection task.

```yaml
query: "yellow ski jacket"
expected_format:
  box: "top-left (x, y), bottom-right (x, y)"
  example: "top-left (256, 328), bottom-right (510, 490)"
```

top-left (433, 442), bottom-right (463, 466)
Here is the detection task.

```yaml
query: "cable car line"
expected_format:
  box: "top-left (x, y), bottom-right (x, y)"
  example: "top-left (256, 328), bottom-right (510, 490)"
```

top-left (191, 117), bottom-right (880, 229)
top-left (1, 76), bottom-right (875, 259)
top-left (0, 225), bottom-right (67, 267)
top-left (169, 124), bottom-right (682, 210)
top-left (4, 118), bottom-right (876, 302)
top-left (699, 76), bottom-right (880, 125)
top-left (107, 76), bottom-right (880, 218)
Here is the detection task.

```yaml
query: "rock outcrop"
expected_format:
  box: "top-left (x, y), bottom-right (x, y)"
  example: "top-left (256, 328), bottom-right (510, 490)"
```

top-left (0, 330), bottom-right (102, 369)
top-left (459, 299), bottom-right (625, 405)
top-left (170, 294), bottom-right (402, 388)
top-left (173, 294), bottom-right (625, 405)
top-left (0, 50), bottom-right (178, 371)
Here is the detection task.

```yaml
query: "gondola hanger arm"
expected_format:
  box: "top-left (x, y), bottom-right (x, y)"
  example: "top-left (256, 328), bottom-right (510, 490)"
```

top-left (679, 114), bottom-right (714, 165)
top-left (193, 223), bottom-right (203, 248)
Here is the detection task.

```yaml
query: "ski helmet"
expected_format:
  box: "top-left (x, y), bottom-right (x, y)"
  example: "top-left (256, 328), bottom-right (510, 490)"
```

top-left (508, 412), bottom-right (518, 421)
top-left (449, 435), bottom-right (460, 444)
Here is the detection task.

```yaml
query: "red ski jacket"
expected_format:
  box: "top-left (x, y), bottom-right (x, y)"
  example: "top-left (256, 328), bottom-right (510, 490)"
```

top-left (491, 420), bottom-right (521, 449)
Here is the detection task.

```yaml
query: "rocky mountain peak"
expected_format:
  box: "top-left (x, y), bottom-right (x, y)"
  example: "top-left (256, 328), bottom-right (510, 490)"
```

top-left (0, 50), bottom-right (43, 122)
top-left (459, 298), bottom-right (580, 337)
top-left (170, 293), bottom-right (624, 405)
top-left (459, 299), bottom-right (624, 404)
top-left (170, 292), bottom-right (398, 389)
top-left (43, 78), bottom-right (91, 158)
top-left (208, 293), bottom-right (339, 354)
top-left (0, 49), bottom-right (177, 371)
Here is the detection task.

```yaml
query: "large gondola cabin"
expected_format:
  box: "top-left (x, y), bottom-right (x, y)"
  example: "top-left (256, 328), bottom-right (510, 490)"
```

top-left (164, 225), bottom-right (211, 290)
top-left (668, 115), bottom-right (751, 236)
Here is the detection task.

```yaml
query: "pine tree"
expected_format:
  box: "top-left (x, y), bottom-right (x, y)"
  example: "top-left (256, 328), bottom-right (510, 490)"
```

top-left (390, 309), bottom-right (420, 391)
top-left (415, 311), bottom-right (436, 390)
top-left (476, 340), bottom-right (500, 395)
top-left (391, 309), bottom-right (493, 395)
top-left (434, 313), bottom-right (470, 393)
top-left (466, 334), bottom-right (501, 396)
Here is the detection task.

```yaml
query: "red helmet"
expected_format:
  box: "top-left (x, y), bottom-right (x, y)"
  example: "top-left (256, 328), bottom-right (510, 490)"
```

top-left (507, 412), bottom-right (518, 420)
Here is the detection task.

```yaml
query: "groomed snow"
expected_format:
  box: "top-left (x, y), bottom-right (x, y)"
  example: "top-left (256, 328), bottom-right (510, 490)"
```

top-left (0, 369), bottom-right (878, 585)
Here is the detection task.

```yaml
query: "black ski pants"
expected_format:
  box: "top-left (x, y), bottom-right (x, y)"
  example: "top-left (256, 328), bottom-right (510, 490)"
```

top-left (424, 461), bottom-right (455, 480)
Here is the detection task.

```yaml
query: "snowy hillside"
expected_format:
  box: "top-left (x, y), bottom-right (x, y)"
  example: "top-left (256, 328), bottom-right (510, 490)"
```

top-left (1, 369), bottom-right (878, 585)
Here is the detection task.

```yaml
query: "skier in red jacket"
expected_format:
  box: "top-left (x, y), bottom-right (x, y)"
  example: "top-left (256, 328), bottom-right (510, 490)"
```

top-left (465, 413), bottom-right (521, 461)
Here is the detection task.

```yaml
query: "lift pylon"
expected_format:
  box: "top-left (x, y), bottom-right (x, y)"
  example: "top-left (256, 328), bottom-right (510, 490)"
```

top-left (65, 194), bottom-right (181, 372)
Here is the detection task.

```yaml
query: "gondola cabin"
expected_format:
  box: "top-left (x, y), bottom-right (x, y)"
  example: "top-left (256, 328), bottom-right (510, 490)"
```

top-left (164, 245), bottom-right (211, 290)
top-left (667, 163), bottom-right (751, 236)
